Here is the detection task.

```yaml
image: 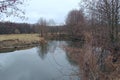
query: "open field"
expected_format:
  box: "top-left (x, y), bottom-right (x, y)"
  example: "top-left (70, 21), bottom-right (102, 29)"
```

top-left (0, 34), bottom-right (43, 42)
top-left (0, 34), bottom-right (45, 49)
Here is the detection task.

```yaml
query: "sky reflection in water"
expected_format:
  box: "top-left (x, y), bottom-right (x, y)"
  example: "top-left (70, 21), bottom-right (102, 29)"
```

top-left (0, 41), bottom-right (79, 80)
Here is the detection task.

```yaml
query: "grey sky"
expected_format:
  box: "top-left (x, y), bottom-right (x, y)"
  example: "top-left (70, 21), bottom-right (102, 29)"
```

top-left (4, 0), bottom-right (80, 24)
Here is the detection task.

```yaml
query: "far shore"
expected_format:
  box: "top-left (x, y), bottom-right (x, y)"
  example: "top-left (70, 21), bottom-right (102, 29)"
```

top-left (0, 34), bottom-right (46, 50)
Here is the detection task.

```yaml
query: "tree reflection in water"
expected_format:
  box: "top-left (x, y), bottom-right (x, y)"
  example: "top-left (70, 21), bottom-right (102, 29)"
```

top-left (37, 40), bottom-right (79, 66)
top-left (65, 52), bottom-right (78, 66)
top-left (37, 41), bottom-right (58, 60)
top-left (37, 42), bottom-right (49, 59)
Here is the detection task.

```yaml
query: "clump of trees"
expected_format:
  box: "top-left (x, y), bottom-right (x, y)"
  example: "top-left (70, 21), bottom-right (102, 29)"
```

top-left (35, 18), bottom-right (49, 37)
top-left (89, 0), bottom-right (119, 45)
top-left (33, 18), bottom-right (67, 39)
top-left (65, 9), bottom-right (85, 40)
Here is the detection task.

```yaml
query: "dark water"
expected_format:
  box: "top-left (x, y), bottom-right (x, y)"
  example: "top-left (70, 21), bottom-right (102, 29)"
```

top-left (0, 41), bottom-right (80, 80)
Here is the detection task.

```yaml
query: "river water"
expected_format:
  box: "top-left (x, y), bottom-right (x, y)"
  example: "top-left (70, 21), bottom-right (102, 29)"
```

top-left (0, 41), bottom-right (80, 80)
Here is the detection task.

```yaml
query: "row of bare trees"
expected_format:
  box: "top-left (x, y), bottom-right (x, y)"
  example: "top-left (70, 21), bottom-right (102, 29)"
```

top-left (34, 18), bottom-right (66, 38)
top-left (65, 0), bottom-right (120, 80)
top-left (65, 0), bottom-right (120, 46)
top-left (82, 0), bottom-right (120, 45)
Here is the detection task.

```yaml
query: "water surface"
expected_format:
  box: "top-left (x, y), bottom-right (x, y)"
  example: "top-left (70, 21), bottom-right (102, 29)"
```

top-left (0, 41), bottom-right (80, 80)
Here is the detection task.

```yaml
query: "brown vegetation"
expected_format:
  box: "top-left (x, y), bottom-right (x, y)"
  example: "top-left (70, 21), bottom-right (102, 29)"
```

top-left (66, 32), bottom-right (120, 80)
top-left (0, 34), bottom-right (45, 49)
top-left (64, 0), bottom-right (120, 80)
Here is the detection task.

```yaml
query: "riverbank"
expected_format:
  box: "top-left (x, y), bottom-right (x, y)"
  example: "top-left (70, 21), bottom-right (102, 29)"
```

top-left (66, 44), bottom-right (120, 80)
top-left (0, 34), bottom-right (46, 50)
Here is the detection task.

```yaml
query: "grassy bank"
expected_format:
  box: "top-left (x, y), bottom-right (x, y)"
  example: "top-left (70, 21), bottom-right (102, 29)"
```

top-left (0, 34), bottom-right (42, 42)
top-left (0, 34), bottom-right (45, 50)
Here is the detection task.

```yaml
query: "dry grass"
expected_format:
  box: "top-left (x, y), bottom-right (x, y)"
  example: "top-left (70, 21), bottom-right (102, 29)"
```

top-left (66, 31), bottom-right (120, 80)
top-left (66, 45), bottom-right (120, 80)
top-left (0, 34), bottom-right (46, 49)
top-left (0, 34), bottom-right (44, 43)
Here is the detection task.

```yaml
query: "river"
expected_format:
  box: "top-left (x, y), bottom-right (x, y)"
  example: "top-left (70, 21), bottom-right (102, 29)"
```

top-left (0, 41), bottom-right (80, 80)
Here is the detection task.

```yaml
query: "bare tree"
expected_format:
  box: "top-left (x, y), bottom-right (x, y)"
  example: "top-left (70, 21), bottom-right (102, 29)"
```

top-left (0, 0), bottom-right (24, 19)
top-left (65, 9), bottom-right (85, 38)
top-left (36, 18), bottom-right (48, 37)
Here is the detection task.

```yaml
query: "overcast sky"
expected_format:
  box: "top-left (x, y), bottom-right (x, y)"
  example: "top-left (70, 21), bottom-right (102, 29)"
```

top-left (4, 0), bottom-right (80, 24)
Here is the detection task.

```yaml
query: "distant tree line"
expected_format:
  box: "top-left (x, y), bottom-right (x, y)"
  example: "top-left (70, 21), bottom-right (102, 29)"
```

top-left (0, 22), bottom-right (33, 34)
top-left (0, 21), bottom-right (66, 35)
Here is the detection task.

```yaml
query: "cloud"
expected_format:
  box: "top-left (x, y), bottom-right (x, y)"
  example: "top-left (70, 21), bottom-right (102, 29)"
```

top-left (3, 0), bottom-right (80, 24)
